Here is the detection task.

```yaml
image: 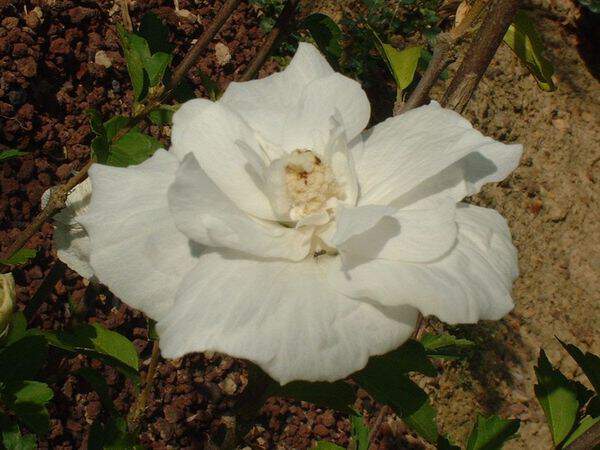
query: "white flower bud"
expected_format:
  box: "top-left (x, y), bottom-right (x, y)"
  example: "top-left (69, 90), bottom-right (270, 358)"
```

top-left (0, 273), bottom-right (16, 337)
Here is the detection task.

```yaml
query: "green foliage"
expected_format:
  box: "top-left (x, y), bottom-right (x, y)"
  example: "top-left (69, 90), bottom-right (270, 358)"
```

top-left (303, 13), bottom-right (343, 67)
top-left (577, 0), bottom-right (600, 12)
top-left (0, 419), bottom-right (37, 450)
top-left (559, 338), bottom-right (600, 394)
top-left (503, 11), bottom-right (556, 91)
top-left (350, 414), bottom-right (371, 450)
top-left (0, 249), bottom-right (36, 267)
top-left (87, 109), bottom-right (162, 167)
top-left (45, 322), bottom-right (140, 384)
top-left (0, 150), bottom-right (28, 162)
top-left (421, 332), bottom-right (475, 360)
top-left (354, 340), bottom-right (439, 443)
top-left (88, 416), bottom-right (143, 450)
top-left (250, 0), bottom-right (285, 33)
top-left (117, 14), bottom-right (173, 102)
top-left (465, 415), bottom-right (520, 450)
top-left (340, 0), bottom-right (440, 81)
top-left (534, 350), bottom-right (579, 446)
top-left (314, 442), bottom-right (345, 450)
top-left (371, 27), bottom-right (422, 90)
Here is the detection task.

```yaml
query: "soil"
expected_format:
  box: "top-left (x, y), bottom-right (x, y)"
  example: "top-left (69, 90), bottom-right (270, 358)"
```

top-left (0, 0), bottom-right (598, 449)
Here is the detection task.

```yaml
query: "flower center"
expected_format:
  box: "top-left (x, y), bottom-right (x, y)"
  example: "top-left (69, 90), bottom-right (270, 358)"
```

top-left (265, 149), bottom-right (345, 224)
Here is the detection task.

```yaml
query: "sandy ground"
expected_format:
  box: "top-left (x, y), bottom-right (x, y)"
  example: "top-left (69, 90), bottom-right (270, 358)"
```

top-left (425, 1), bottom-right (600, 447)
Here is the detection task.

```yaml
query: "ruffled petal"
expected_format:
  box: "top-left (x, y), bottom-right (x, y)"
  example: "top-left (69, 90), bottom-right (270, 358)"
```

top-left (220, 43), bottom-right (334, 147)
top-left (168, 153), bottom-right (312, 261)
top-left (354, 101), bottom-right (520, 206)
top-left (170, 98), bottom-right (213, 148)
top-left (280, 73), bottom-right (370, 152)
top-left (43, 180), bottom-right (95, 280)
top-left (79, 150), bottom-right (200, 321)
top-left (332, 199), bottom-right (457, 263)
top-left (157, 250), bottom-right (418, 384)
top-left (325, 203), bottom-right (518, 324)
top-left (391, 141), bottom-right (523, 210)
top-left (170, 101), bottom-right (277, 220)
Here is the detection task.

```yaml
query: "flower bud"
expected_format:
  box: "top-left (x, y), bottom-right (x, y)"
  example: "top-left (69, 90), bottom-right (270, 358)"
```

top-left (0, 273), bottom-right (16, 337)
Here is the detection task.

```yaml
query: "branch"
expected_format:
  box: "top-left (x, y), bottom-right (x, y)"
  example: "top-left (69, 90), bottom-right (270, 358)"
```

top-left (442, 0), bottom-right (520, 113)
top-left (0, 0), bottom-right (242, 269)
top-left (127, 339), bottom-right (161, 431)
top-left (565, 421), bottom-right (600, 450)
top-left (397, 0), bottom-right (488, 114)
top-left (238, 0), bottom-right (300, 82)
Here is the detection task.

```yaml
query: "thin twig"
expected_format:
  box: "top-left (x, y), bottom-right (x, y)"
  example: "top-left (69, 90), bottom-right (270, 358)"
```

top-left (238, 0), bottom-right (300, 82)
top-left (0, 0), bottom-right (242, 270)
top-left (565, 421), bottom-right (600, 450)
top-left (368, 405), bottom-right (389, 446)
top-left (127, 339), bottom-right (161, 431)
top-left (397, 0), bottom-right (488, 114)
top-left (119, 0), bottom-right (133, 32)
top-left (442, 0), bottom-right (520, 113)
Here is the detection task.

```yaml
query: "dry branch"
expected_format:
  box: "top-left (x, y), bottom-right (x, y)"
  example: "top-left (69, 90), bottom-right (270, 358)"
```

top-left (442, 0), bottom-right (520, 112)
top-left (397, 0), bottom-right (488, 114)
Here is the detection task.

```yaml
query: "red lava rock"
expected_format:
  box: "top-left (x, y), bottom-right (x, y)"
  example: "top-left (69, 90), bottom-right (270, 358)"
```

top-left (50, 38), bottom-right (70, 55)
top-left (16, 56), bottom-right (37, 77)
top-left (1, 17), bottom-right (18, 29)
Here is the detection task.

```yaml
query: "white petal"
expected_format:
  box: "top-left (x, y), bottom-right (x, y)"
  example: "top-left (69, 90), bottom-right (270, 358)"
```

top-left (43, 180), bottom-right (95, 279)
top-left (170, 98), bottom-right (213, 149)
top-left (391, 142), bottom-right (523, 209)
top-left (355, 101), bottom-right (519, 206)
top-left (332, 200), bottom-right (457, 263)
top-left (157, 250), bottom-right (418, 384)
top-left (325, 204), bottom-right (518, 324)
top-left (220, 43), bottom-right (334, 147)
top-left (170, 101), bottom-right (277, 220)
top-left (79, 150), bottom-right (200, 321)
top-left (168, 153), bottom-right (312, 261)
top-left (281, 74), bottom-right (370, 152)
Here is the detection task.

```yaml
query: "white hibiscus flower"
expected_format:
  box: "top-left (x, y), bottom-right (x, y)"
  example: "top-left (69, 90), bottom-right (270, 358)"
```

top-left (57, 43), bottom-right (522, 384)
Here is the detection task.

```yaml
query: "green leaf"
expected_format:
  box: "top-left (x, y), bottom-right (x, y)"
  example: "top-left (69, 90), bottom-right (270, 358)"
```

top-left (1, 421), bottom-right (37, 450)
top-left (355, 367), bottom-right (438, 442)
top-left (314, 442), bottom-right (345, 450)
top-left (144, 52), bottom-right (172, 87)
top-left (88, 416), bottom-right (143, 450)
top-left (562, 415), bottom-right (600, 448)
top-left (1, 312), bottom-right (28, 347)
top-left (1, 381), bottom-right (53, 435)
top-left (421, 333), bottom-right (475, 360)
top-left (0, 150), bottom-right (28, 162)
top-left (353, 341), bottom-right (439, 442)
top-left (371, 28), bottom-right (421, 90)
top-left (45, 323), bottom-right (139, 383)
top-left (0, 335), bottom-right (47, 382)
top-left (75, 368), bottom-right (116, 414)
top-left (558, 338), bottom-right (600, 394)
top-left (272, 380), bottom-right (354, 414)
top-left (139, 12), bottom-right (173, 54)
top-left (172, 79), bottom-right (196, 102)
top-left (303, 14), bottom-right (343, 66)
top-left (534, 350), bottom-right (579, 446)
top-left (148, 106), bottom-right (175, 126)
top-left (350, 414), bottom-right (371, 450)
top-left (117, 24), bottom-right (150, 101)
top-left (503, 10), bottom-right (556, 91)
top-left (107, 129), bottom-right (162, 167)
top-left (85, 109), bottom-right (104, 135)
top-left (466, 415), bottom-right (520, 450)
top-left (198, 69), bottom-right (221, 101)
top-left (103, 116), bottom-right (130, 142)
top-left (0, 249), bottom-right (36, 266)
